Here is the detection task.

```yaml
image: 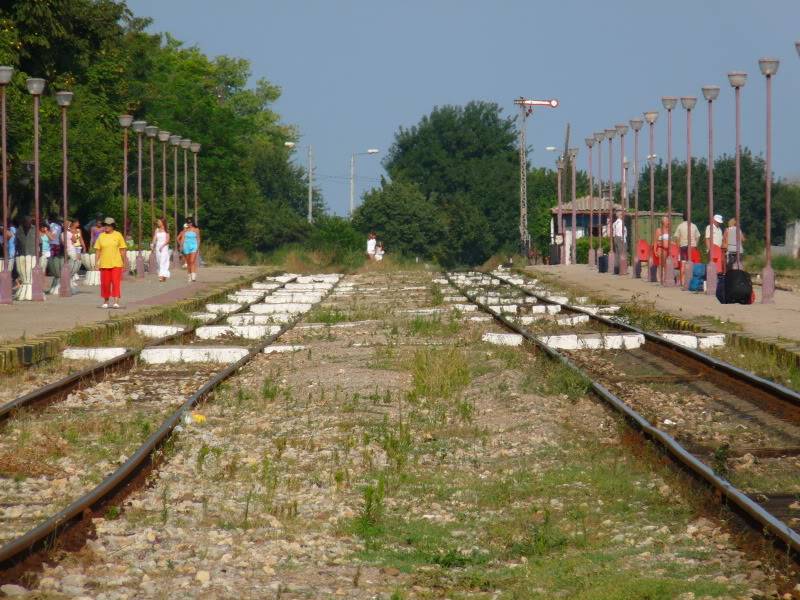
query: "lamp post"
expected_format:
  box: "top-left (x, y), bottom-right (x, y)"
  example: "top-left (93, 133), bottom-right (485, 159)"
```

top-left (604, 128), bottom-right (616, 273)
top-left (556, 156), bottom-right (564, 264)
top-left (349, 149), bottom-right (379, 217)
top-left (145, 125), bottom-right (158, 274)
top-left (616, 123), bottom-right (629, 275)
top-left (594, 132), bottom-right (606, 262)
top-left (585, 137), bottom-right (595, 268)
top-left (701, 85), bottom-right (720, 295)
top-left (158, 130), bottom-right (170, 219)
top-left (681, 96), bottom-right (697, 290)
top-left (728, 72), bottom-right (747, 272)
top-left (132, 120), bottom-right (146, 278)
top-left (118, 115), bottom-right (133, 240)
top-left (56, 91), bottom-right (74, 297)
top-left (191, 142), bottom-right (200, 226)
top-left (0, 66), bottom-right (13, 304)
top-left (661, 97), bottom-right (678, 286)
top-left (759, 58), bottom-right (779, 303)
top-left (169, 135), bottom-right (181, 268)
top-left (181, 138), bottom-right (191, 223)
top-left (629, 118), bottom-right (644, 278)
top-left (285, 141), bottom-right (314, 224)
top-left (26, 78), bottom-right (46, 301)
top-left (569, 147), bottom-right (578, 265)
top-left (643, 111), bottom-right (659, 283)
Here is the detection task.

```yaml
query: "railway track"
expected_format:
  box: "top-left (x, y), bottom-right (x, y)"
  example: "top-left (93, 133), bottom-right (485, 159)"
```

top-left (0, 273), bottom-right (341, 577)
top-left (444, 270), bottom-right (800, 557)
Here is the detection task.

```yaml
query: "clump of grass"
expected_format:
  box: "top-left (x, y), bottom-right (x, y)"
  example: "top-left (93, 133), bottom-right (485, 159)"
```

top-left (409, 347), bottom-right (470, 401)
top-left (307, 307), bottom-right (348, 324)
top-left (430, 283), bottom-right (444, 306)
top-left (406, 315), bottom-right (460, 338)
top-left (522, 358), bottom-right (590, 400)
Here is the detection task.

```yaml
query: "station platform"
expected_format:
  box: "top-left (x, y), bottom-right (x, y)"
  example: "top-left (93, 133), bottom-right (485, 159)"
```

top-left (0, 266), bottom-right (259, 343)
top-left (526, 264), bottom-right (800, 346)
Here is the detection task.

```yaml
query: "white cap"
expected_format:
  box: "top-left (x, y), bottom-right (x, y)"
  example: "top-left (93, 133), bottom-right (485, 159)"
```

top-left (714, 214), bottom-right (723, 224)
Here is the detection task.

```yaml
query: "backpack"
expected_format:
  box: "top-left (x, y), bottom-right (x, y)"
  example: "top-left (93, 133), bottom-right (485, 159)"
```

top-left (724, 269), bottom-right (753, 305)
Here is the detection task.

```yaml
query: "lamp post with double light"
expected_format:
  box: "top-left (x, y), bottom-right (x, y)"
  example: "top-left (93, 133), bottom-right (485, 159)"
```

top-left (644, 111), bottom-right (659, 282)
top-left (181, 138), bottom-right (191, 223)
top-left (728, 71), bottom-right (747, 271)
top-left (759, 58), bottom-right (779, 303)
top-left (629, 117), bottom-right (644, 278)
top-left (145, 125), bottom-right (158, 274)
top-left (169, 135), bottom-right (181, 268)
top-left (56, 91), bottom-right (74, 296)
top-left (594, 132), bottom-right (606, 262)
top-left (661, 97), bottom-right (678, 286)
top-left (0, 66), bottom-right (12, 304)
top-left (158, 130), bottom-right (170, 219)
top-left (132, 120), bottom-right (147, 278)
top-left (350, 149), bottom-right (379, 217)
top-left (569, 148), bottom-right (578, 265)
top-left (702, 85), bottom-right (720, 295)
top-left (26, 78), bottom-right (46, 301)
top-left (681, 96), bottom-right (697, 290)
top-left (616, 123), bottom-right (629, 275)
top-left (604, 128), bottom-right (617, 273)
top-left (585, 137), bottom-right (595, 267)
top-left (191, 142), bottom-right (200, 226)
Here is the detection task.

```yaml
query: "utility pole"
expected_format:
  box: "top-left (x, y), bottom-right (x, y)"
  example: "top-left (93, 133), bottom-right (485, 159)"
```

top-left (514, 97), bottom-right (559, 257)
top-left (307, 145), bottom-right (314, 224)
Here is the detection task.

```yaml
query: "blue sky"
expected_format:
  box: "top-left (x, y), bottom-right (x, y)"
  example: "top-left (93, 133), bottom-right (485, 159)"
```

top-left (129, 0), bottom-right (800, 215)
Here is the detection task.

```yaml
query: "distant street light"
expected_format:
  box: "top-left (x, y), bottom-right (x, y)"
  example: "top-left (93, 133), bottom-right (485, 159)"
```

top-left (615, 123), bottom-right (629, 275)
top-left (569, 147), bottom-right (578, 265)
top-left (145, 125), bottom-right (158, 274)
top-left (680, 96), bottom-right (697, 290)
top-left (158, 130), bottom-right (170, 219)
top-left (0, 66), bottom-right (11, 304)
top-left (728, 71), bottom-right (747, 271)
top-left (629, 117), bottom-right (644, 278)
top-left (285, 141), bottom-right (315, 224)
top-left (701, 85), bottom-right (720, 296)
top-left (556, 155), bottom-right (564, 264)
top-left (643, 111), bottom-right (659, 283)
top-left (759, 57), bottom-right (779, 303)
top-left (604, 128), bottom-right (617, 273)
top-left (169, 134), bottom-right (181, 268)
top-left (349, 148), bottom-right (379, 217)
top-left (26, 77), bottom-right (46, 301)
top-left (191, 142), bottom-right (201, 226)
top-left (585, 136), bottom-right (596, 268)
top-left (661, 96), bottom-right (678, 286)
top-left (180, 138), bottom-right (191, 223)
top-left (594, 131), bottom-right (606, 263)
top-left (132, 120), bottom-right (147, 278)
top-left (56, 90), bottom-right (74, 296)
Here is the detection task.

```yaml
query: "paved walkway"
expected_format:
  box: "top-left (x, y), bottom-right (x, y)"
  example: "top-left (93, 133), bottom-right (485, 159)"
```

top-left (526, 264), bottom-right (800, 345)
top-left (0, 265), bottom-right (259, 342)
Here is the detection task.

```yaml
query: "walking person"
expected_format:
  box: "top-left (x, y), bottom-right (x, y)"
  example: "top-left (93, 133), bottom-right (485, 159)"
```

top-left (67, 219), bottom-right (86, 291)
top-left (653, 216), bottom-right (671, 285)
top-left (177, 218), bottom-right (200, 282)
top-left (723, 218), bottom-right (745, 271)
top-left (366, 232), bottom-right (377, 260)
top-left (13, 216), bottom-right (37, 300)
top-left (611, 211), bottom-right (626, 273)
top-left (152, 217), bottom-right (171, 282)
top-left (94, 217), bottom-right (127, 309)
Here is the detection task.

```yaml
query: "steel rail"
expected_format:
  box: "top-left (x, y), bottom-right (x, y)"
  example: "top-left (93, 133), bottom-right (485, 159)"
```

top-left (0, 274), bottom-right (292, 422)
top-left (445, 272), bottom-right (800, 557)
top-left (0, 276), bottom-right (338, 570)
top-left (490, 271), bottom-right (800, 408)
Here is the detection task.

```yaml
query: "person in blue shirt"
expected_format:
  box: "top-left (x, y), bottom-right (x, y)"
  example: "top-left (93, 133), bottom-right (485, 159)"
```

top-left (177, 217), bottom-right (200, 282)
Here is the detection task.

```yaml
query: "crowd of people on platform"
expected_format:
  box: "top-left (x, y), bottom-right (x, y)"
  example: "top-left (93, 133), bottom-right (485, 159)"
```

top-left (0, 213), bottom-right (201, 307)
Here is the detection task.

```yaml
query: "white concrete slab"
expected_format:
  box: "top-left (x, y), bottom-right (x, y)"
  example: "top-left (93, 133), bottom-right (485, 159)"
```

top-left (190, 312), bottom-right (218, 323)
top-left (205, 303), bottom-right (242, 315)
top-left (135, 324), bottom-right (187, 338)
top-left (482, 332), bottom-right (524, 347)
top-left (403, 308), bottom-right (448, 315)
top-left (252, 282), bottom-right (281, 290)
top-left (141, 346), bottom-right (249, 364)
top-left (536, 333), bottom-right (644, 350)
top-left (488, 304), bottom-right (518, 314)
top-left (251, 303), bottom-right (313, 314)
top-left (227, 313), bottom-right (293, 325)
top-left (468, 315), bottom-right (493, 322)
top-left (196, 325), bottom-right (281, 340)
top-left (62, 347), bottom-right (128, 361)
top-left (659, 332), bottom-right (726, 350)
top-left (443, 295), bottom-right (468, 302)
top-left (264, 344), bottom-right (307, 354)
top-left (582, 305), bottom-right (621, 315)
top-left (263, 293), bottom-right (323, 304)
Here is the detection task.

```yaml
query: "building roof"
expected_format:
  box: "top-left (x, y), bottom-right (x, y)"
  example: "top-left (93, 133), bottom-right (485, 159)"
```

top-left (550, 196), bottom-right (675, 216)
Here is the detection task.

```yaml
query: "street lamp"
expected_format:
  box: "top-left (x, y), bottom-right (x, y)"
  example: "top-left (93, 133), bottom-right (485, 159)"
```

top-left (728, 71), bottom-right (747, 272)
top-left (285, 141), bottom-right (314, 224)
top-left (26, 77), bottom-right (46, 301)
top-left (191, 142), bottom-right (201, 227)
top-left (181, 138), bottom-right (191, 223)
top-left (702, 85), bottom-right (720, 296)
top-left (118, 115), bottom-right (133, 242)
top-left (585, 136), bottom-right (596, 268)
top-left (349, 148), bottom-right (379, 217)
top-left (569, 147), bottom-right (578, 265)
top-left (0, 66), bottom-right (12, 304)
top-left (604, 128), bottom-right (617, 273)
top-left (629, 117), bottom-right (644, 278)
top-left (661, 96), bottom-right (678, 286)
top-left (615, 123), bottom-right (629, 275)
top-left (594, 132), bottom-right (606, 262)
top-left (132, 120), bottom-right (147, 278)
top-left (145, 125), bottom-right (158, 274)
top-left (169, 135), bottom-right (181, 268)
top-left (680, 96), bottom-right (697, 290)
top-left (644, 111), bottom-right (659, 283)
top-left (556, 155), bottom-right (564, 264)
top-left (56, 90), bottom-right (74, 297)
top-left (759, 58), bottom-right (779, 303)
top-left (158, 130), bottom-right (170, 219)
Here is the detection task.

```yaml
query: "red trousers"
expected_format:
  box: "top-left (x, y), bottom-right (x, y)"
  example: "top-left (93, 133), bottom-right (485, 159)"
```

top-left (100, 267), bottom-right (123, 299)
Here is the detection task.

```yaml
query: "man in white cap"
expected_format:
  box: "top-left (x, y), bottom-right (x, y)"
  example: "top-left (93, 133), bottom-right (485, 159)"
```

top-left (705, 214), bottom-right (724, 253)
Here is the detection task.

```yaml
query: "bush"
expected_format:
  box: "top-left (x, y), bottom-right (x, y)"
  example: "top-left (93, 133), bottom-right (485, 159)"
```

top-left (575, 237), bottom-right (611, 264)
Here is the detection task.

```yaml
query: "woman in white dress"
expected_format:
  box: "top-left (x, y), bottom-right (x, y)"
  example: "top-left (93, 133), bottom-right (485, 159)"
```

top-left (152, 217), bottom-right (171, 281)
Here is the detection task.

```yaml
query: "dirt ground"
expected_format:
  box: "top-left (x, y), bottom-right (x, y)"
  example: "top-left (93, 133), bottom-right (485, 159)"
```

top-left (527, 264), bottom-right (800, 345)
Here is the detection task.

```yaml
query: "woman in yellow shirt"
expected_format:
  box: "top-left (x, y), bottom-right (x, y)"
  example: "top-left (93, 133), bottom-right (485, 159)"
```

top-left (93, 217), bottom-right (127, 309)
